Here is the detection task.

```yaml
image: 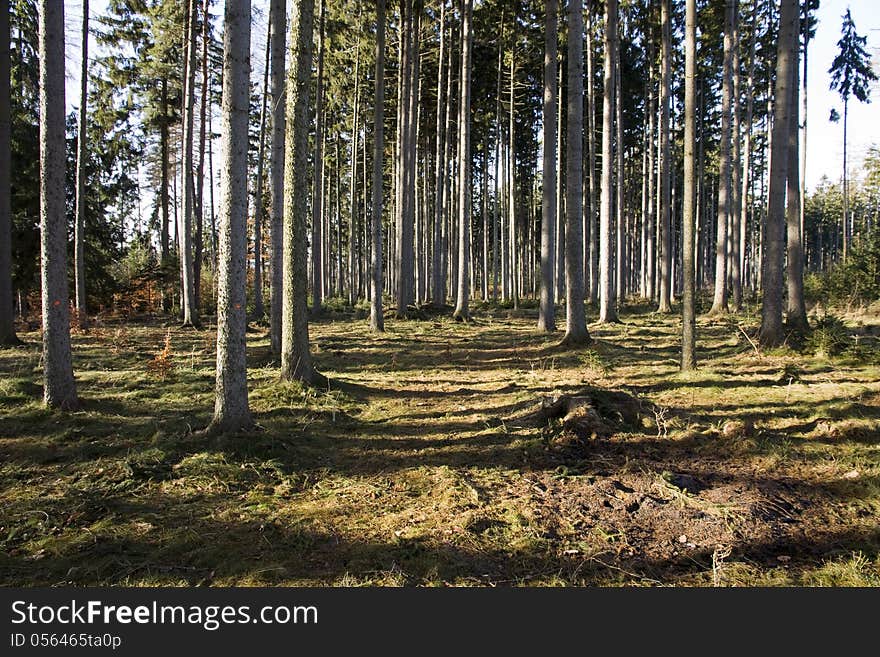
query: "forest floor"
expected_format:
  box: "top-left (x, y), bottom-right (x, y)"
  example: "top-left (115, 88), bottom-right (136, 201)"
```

top-left (1, 300), bottom-right (879, 586)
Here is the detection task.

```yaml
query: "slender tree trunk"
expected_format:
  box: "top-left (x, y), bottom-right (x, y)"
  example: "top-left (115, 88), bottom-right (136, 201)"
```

top-left (194, 0), bottom-right (210, 313)
top-left (160, 78), bottom-right (171, 312)
top-left (587, 9), bottom-right (598, 306)
top-left (349, 29), bottom-right (361, 307)
top-left (311, 0), bottom-right (325, 313)
top-left (0, 0), bottom-right (18, 345)
top-left (760, 0), bottom-right (797, 347)
top-left (730, 0), bottom-right (742, 311)
top-left (615, 51), bottom-right (624, 305)
top-left (682, 0), bottom-right (697, 371)
top-left (38, 0), bottom-right (77, 408)
top-left (538, 0), bottom-right (558, 332)
top-left (740, 0), bottom-right (756, 305)
top-left (73, 0), bottom-right (89, 324)
top-left (786, 17), bottom-right (807, 331)
top-left (842, 99), bottom-right (848, 259)
top-left (599, 0), bottom-right (618, 323)
top-left (645, 36), bottom-right (656, 301)
top-left (508, 46), bottom-right (518, 309)
top-left (179, 0), bottom-right (200, 327)
top-left (453, 0), bottom-right (473, 321)
top-left (370, 0), bottom-right (386, 332)
top-left (268, 0), bottom-right (286, 354)
top-left (281, 0), bottom-right (317, 383)
top-left (211, 0), bottom-right (253, 432)
top-left (252, 13), bottom-right (271, 320)
top-left (432, 1), bottom-right (447, 305)
top-left (563, 0), bottom-right (590, 344)
top-left (657, 0), bottom-right (673, 313)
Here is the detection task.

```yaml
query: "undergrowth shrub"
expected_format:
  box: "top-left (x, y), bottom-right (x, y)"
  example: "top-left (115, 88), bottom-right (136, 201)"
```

top-left (805, 314), bottom-right (852, 357)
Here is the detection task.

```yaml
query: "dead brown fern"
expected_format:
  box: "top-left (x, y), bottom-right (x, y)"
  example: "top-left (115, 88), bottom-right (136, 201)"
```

top-left (147, 329), bottom-right (176, 381)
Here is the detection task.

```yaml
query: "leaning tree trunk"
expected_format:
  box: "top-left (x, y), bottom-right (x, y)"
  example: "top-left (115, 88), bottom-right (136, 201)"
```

top-left (0, 0), bottom-right (20, 345)
top-left (38, 0), bottom-right (77, 409)
top-left (785, 19), bottom-right (808, 332)
top-left (598, 0), bottom-right (618, 323)
top-left (73, 0), bottom-right (88, 326)
top-left (538, 0), bottom-right (558, 332)
top-left (370, 0), bottom-right (386, 332)
top-left (760, 0), bottom-right (797, 347)
top-left (211, 0), bottom-right (253, 433)
top-left (562, 0), bottom-right (590, 345)
top-left (657, 0), bottom-right (673, 313)
top-left (281, 0), bottom-right (318, 384)
top-left (452, 0), bottom-right (473, 322)
top-left (180, 0), bottom-right (200, 327)
top-left (268, 0), bottom-right (286, 354)
top-left (681, 0), bottom-right (697, 371)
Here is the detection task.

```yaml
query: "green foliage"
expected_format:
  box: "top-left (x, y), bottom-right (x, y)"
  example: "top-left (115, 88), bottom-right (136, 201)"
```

top-left (805, 314), bottom-right (853, 357)
top-left (806, 230), bottom-right (880, 307)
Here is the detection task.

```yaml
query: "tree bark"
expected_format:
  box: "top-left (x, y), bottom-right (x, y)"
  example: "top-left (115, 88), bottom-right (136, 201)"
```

top-left (252, 12), bottom-right (271, 320)
top-left (74, 0), bottom-right (89, 324)
top-left (370, 0), bottom-right (386, 332)
top-left (453, 0), bottom-right (473, 322)
top-left (180, 0), bottom-right (200, 327)
top-left (786, 16), bottom-right (808, 332)
top-left (39, 0), bottom-right (77, 408)
top-left (311, 0), bottom-right (325, 313)
top-left (0, 0), bottom-right (18, 345)
top-left (682, 0), bottom-right (697, 371)
top-left (281, 0), bottom-right (317, 383)
top-left (211, 0), bottom-right (253, 432)
top-left (268, 0), bottom-right (286, 354)
top-left (538, 0), bottom-right (558, 332)
top-left (657, 0), bottom-right (673, 313)
top-left (730, 0), bottom-right (742, 312)
top-left (599, 0), bottom-right (618, 323)
top-left (563, 0), bottom-right (590, 344)
top-left (760, 0), bottom-right (797, 347)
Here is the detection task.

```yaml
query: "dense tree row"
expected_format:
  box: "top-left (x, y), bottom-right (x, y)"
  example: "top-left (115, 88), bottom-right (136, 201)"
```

top-left (1, 0), bottom-right (877, 425)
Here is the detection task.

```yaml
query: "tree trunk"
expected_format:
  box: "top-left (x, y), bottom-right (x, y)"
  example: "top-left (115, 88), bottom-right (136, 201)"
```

top-left (0, 0), bottom-right (18, 345)
top-left (349, 29), bottom-right (361, 307)
top-left (370, 0), bottom-right (386, 332)
top-left (682, 0), bottom-right (697, 371)
top-left (730, 0), bottom-right (742, 311)
top-left (786, 17), bottom-right (808, 332)
top-left (599, 0), bottom-right (618, 323)
top-left (194, 0), bottom-right (210, 313)
top-left (74, 0), bottom-right (88, 324)
top-left (38, 0), bottom-right (77, 408)
top-left (563, 0), bottom-right (590, 344)
top-left (842, 99), bottom-right (848, 260)
top-left (657, 0), bottom-right (673, 313)
top-left (252, 12), bottom-right (272, 320)
top-left (453, 0), bottom-right (473, 321)
top-left (311, 0), bottom-right (325, 313)
top-left (740, 0), bottom-right (757, 306)
top-left (211, 0), bottom-right (253, 432)
top-left (432, 1), bottom-right (447, 305)
top-left (268, 0), bottom-right (286, 354)
top-left (615, 49), bottom-right (624, 305)
top-left (281, 0), bottom-right (317, 383)
top-left (180, 0), bottom-right (200, 327)
top-left (538, 0), bottom-right (558, 332)
top-left (587, 9), bottom-right (598, 306)
top-left (160, 78), bottom-right (170, 312)
top-left (760, 0), bottom-right (797, 347)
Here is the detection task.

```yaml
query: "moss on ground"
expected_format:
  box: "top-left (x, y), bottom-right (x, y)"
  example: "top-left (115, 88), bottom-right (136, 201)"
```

top-left (0, 304), bottom-right (878, 586)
